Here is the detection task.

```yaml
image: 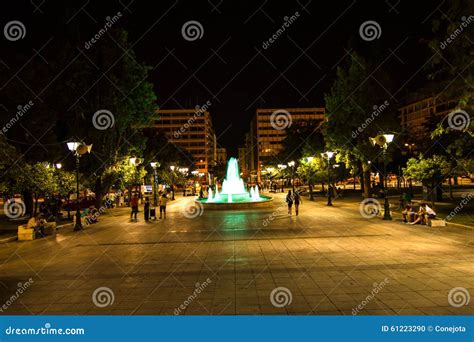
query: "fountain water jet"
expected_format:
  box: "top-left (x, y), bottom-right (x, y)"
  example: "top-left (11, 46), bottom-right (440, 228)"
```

top-left (198, 157), bottom-right (272, 209)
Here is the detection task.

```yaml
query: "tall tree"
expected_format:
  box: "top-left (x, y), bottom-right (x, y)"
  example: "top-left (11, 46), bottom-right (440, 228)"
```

top-left (59, 28), bottom-right (157, 206)
top-left (325, 52), bottom-right (398, 198)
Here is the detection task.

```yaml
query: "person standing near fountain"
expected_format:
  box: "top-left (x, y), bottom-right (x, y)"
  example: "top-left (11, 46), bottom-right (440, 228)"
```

top-left (294, 190), bottom-right (302, 216)
top-left (130, 195), bottom-right (139, 221)
top-left (286, 190), bottom-right (294, 215)
top-left (158, 192), bottom-right (169, 219)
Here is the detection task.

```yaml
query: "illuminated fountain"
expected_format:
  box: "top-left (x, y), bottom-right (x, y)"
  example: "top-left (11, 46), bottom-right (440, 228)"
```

top-left (196, 157), bottom-right (272, 209)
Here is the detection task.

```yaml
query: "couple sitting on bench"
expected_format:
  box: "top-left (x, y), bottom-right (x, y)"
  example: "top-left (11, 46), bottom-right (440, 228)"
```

top-left (402, 202), bottom-right (436, 225)
top-left (26, 214), bottom-right (56, 238)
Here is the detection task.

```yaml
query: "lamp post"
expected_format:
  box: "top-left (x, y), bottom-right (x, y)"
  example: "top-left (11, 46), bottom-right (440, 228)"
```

top-left (67, 141), bottom-right (92, 231)
top-left (150, 162), bottom-right (160, 206)
top-left (129, 157), bottom-right (143, 202)
top-left (404, 143), bottom-right (415, 197)
top-left (191, 170), bottom-right (199, 196)
top-left (370, 134), bottom-right (394, 220)
top-left (277, 164), bottom-right (287, 192)
top-left (287, 161), bottom-right (296, 192)
top-left (170, 166), bottom-right (176, 200)
top-left (321, 151), bottom-right (334, 206)
top-left (305, 157), bottom-right (315, 201)
top-left (382, 134), bottom-right (394, 220)
top-left (179, 168), bottom-right (189, 196)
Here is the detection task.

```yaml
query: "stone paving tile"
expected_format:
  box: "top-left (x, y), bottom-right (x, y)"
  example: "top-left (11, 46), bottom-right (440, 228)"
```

top-left (0, 195), bottom-right (472, 315)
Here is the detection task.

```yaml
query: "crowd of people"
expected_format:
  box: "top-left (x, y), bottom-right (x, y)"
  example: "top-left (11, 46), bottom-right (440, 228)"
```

top-left (6, 184), bottom-right (441, 229)
top-left (130, 190), bottom-right (170, 221)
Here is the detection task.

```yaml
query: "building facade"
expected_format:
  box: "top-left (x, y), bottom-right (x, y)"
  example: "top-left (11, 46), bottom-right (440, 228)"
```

top-left (248, 107), bottom-right (326, 178)
top-left (399, 96), bottom-right (458, 142)
top-left (147, 108), bottom-right (216, 175)
top-left (216, 147), bottom-right (227, 164)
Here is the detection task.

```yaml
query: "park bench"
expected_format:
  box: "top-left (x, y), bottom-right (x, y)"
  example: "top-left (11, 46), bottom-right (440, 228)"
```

top-left (427, 218), bottom-right (446, 227)
top-left (17, 221), bottom-right (57, 241)
top-left (17, 225), bottom-right (35, 241)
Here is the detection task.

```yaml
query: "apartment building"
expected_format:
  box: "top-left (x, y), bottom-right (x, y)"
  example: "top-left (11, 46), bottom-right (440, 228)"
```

top-left (399, 96), bottom-right (458, 142)
top-left (145, 108), bottom-right (216, 175)
top-left (248, 107), bottom-right (326, 177)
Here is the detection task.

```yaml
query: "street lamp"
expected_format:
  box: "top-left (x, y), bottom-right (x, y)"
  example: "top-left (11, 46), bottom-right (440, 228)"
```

top-left (305, 157), bottom-right (315, 201)
top-left (277, 164), bottom-right (287, 192)
top-left (370, 134), bottom-right (395, 220)
top-left (150, 162), bottom-right (160, 206)
top-left (67, 141), bottom-right (92, 231)
top-left (287, 161), bottom-right (296, 192)
top-left (191, 171), bottom-right (199, 196)
top-left (55, 163), bottom-right (62, 169)
top-left (321, 151), bottom-right (335, 206)
top-left (179, 168), bottom-right (189, 196)
top-left (169, 165), bottom-right (176, 200)
top-left (129, 157), bottom-right (143, 202)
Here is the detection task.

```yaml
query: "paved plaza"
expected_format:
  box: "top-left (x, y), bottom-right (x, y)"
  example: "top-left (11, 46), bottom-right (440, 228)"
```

top-left (0, 193), bottom-right (472, 315)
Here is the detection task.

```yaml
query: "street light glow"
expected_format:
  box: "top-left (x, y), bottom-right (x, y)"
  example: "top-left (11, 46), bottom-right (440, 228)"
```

top-left (322, 151), bottom-right (334, 159)
top-left (67, 141), bottom-right (81, 152)
top-left (384, 134), bottom-right (395, 143)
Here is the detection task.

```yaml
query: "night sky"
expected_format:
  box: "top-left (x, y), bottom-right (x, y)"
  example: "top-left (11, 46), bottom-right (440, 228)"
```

top-left (2, 0), bottom-right (438, 154)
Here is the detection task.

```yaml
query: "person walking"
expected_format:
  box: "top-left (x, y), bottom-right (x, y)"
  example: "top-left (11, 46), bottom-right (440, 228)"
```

top-left (158, 193), bottom-right (168, 219)
top-left (286, 190), bottom-right (294, 215)
top-left (130, 195), bottom-right (139, 221)
top-left (144, 197), bottom-right (150, 221)
top-left (294, 190), bottom-right (302, 216)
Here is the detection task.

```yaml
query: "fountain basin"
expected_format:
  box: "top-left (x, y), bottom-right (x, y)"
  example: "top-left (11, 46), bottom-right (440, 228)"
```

top-left (200, 157), bottom-right (273, 209)
top-left (196, 195), bottom-right (273, 210)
